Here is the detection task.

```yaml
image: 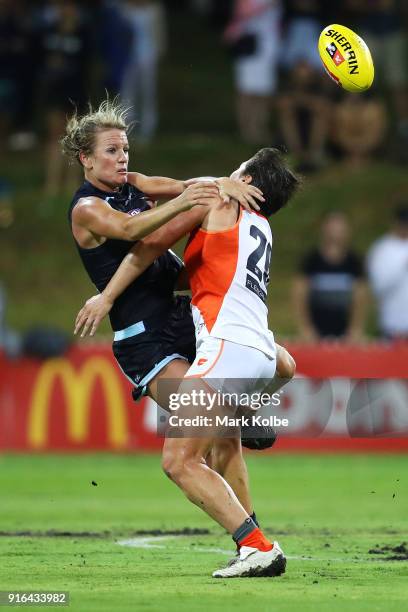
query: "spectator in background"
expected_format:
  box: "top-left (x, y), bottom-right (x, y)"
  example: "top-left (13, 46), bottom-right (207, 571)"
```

top-left (119, 0), bottom-right (166, 143)
top-left (0, 0), bottom-right (36, 153)
top-left (276, 1), bottom-right (329, 171)
top-left (342, 0), bottom-right (408, 160)
top-left (330, 91), bottom-right (387, 168)
top-left (277, 60), bottom-right (329, 173)
top-left (98, 1), bottom-right (132, 96)
top-left (367, 205), bottom-right (408, 340)
top-left (280, 0), bottom-right (323, 71)
top-left (293, 211), bottom-right (366, 342)
top-left (37, 0), bottom-right (91, 198)
top-left (224, 0), bottom-right (282, 144)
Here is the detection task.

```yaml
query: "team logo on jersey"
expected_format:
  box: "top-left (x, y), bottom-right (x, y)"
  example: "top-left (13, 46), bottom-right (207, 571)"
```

top-left (197, 358), bottom-right (208, 366)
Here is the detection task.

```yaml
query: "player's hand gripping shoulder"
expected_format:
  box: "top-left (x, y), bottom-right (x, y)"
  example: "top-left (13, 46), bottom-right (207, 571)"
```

top-left (184, 177), bottom-right (264, 212)
top-left (215, 177), bottom-right (264, 211)
top-left (74, 294), bottom-right (113, 338)
top-left (172, 182), bottom-right (219, 211)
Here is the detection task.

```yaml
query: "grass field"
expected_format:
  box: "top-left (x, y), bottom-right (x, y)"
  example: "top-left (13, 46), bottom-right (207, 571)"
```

top-left (0, 453), bottom-right (407, 611)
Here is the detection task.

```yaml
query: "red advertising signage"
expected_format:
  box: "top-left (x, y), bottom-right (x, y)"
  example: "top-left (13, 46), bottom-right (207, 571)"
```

top-left (1, 343), bottom-right (408, 453)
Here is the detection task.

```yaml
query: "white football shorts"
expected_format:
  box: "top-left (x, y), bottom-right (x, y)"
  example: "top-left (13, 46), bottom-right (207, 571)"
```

top-left (184, 336), bottom-right (276, 404)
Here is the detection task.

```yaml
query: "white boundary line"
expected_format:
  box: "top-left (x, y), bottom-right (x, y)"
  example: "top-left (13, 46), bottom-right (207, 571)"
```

top-left (117, 536), bottom-right (232, 555)
top-left (116, 536), bottom-right (369, 562)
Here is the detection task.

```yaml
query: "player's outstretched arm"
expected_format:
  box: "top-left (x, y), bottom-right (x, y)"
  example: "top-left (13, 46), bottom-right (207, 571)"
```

top-left (129, 172), bottom-right (264, 211)
top-left (74, 204), bottom-right (208, 338)
top-left (73, 182), bottom-right (217, 243)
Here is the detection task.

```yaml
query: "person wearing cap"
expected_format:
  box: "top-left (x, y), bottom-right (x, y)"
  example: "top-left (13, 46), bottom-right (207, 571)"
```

top-left (367, 205), bottom-right (408, 339)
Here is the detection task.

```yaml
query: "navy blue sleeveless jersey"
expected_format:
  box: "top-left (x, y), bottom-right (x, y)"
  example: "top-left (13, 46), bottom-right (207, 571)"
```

top-left (68, 180), bottom-right (183, 331)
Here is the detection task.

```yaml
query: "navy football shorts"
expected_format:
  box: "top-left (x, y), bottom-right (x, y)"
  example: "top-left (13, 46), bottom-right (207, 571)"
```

top-left (112, 296), bottom-right (196, 401)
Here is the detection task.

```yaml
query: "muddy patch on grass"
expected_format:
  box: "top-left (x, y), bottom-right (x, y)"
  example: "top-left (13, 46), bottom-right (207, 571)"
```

top-left (0, 528), bottom-right (210, 538)
top-left (368, 543), bottom-right (408, 561)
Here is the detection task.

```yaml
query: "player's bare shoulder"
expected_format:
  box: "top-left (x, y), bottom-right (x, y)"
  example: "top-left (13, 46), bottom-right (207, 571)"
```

top-left (72, 195), bottom-right (110, 248)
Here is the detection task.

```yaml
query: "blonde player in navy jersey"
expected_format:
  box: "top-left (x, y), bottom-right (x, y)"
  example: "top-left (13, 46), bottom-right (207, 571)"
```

top-left (74, 144), bottom-right (300, 578)
top-left (64, 98), bottom-right (264, 401)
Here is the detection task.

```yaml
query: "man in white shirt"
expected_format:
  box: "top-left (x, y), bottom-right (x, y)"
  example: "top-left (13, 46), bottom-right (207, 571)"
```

top-left (367, 205), bottom-right (408, 339)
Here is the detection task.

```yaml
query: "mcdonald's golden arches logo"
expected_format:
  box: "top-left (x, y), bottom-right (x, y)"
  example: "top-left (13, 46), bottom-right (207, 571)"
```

top-left (28, 357), bottom-right (128, 449)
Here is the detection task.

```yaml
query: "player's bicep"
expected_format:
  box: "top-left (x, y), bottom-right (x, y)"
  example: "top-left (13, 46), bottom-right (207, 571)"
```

top-left (73, 198), bottom-right (130, 241)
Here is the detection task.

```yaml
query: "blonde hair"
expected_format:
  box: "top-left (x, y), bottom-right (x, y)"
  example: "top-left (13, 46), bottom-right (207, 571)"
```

top-left (61, 98), bottom-right (130, 165)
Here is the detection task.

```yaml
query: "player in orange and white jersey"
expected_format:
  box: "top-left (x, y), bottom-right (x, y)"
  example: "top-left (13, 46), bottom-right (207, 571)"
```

top-left (183, 203), bottom-right (276, 386)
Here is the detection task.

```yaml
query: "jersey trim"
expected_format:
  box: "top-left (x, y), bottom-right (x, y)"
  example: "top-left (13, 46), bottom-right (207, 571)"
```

top-left (184, 339), bottom-right (225, 378)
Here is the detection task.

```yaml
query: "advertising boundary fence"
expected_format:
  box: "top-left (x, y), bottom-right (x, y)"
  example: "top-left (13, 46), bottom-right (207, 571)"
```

top-left (1, 343), bottom-right (408, 453)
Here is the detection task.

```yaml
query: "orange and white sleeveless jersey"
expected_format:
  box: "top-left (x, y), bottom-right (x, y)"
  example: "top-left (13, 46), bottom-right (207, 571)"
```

top-left (184, 209), bottom-right (276, 359)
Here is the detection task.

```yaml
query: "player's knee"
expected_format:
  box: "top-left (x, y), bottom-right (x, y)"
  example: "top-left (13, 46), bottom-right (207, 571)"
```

top-left (277, 348), bottom-right (296, 380)
top-left (161, 445), bottom-right (200, 485)
top-left (161, 449), bottom-right (182, 483)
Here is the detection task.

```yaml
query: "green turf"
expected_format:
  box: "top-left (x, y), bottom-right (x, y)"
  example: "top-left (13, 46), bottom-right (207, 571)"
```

top-left (0, 454), bottom-right (407, 611)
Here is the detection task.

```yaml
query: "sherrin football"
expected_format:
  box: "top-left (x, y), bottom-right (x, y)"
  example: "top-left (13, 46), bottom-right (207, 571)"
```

top-left (318, 24), bottom-right (374, 92)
